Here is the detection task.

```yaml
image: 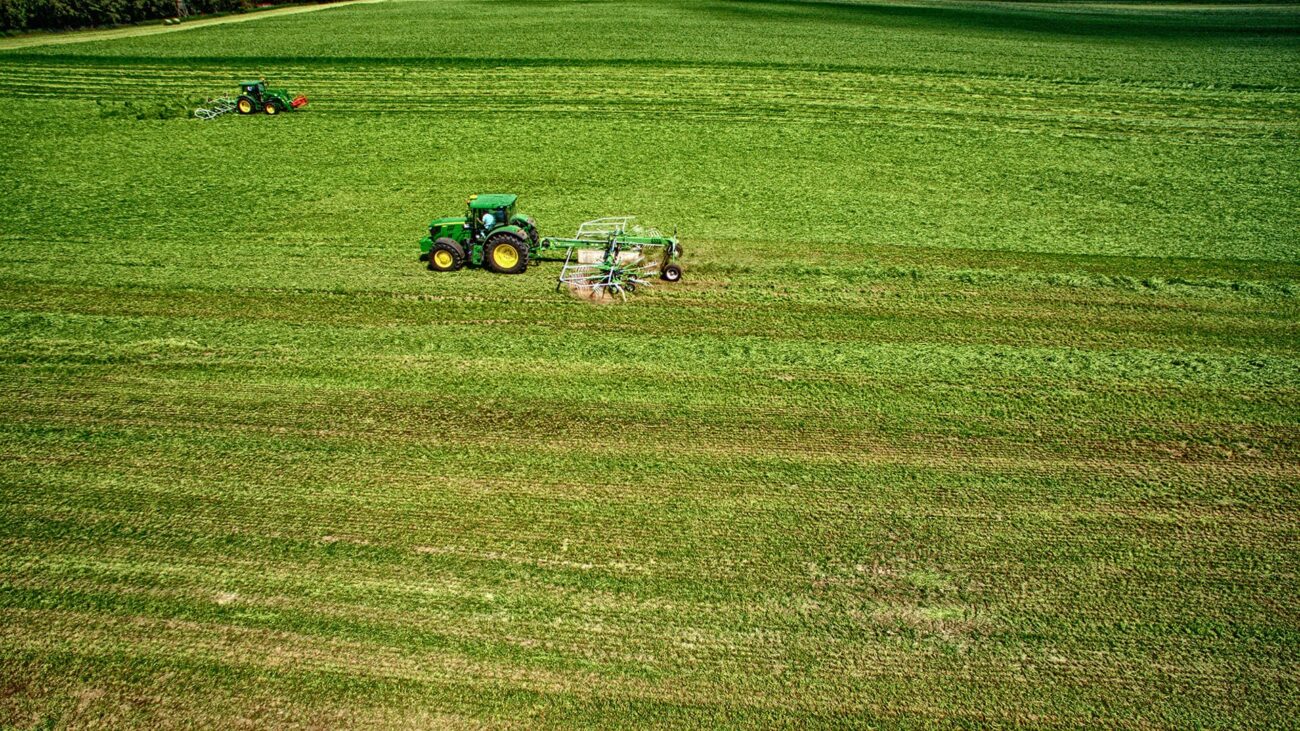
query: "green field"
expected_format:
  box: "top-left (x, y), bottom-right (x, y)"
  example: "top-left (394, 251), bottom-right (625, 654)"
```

top-left (1, 0), bottom-right (1298, 727)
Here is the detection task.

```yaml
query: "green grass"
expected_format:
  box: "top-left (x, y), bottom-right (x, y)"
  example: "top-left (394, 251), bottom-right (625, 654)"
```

top-left (1, 0), bottom-right (1298, 727)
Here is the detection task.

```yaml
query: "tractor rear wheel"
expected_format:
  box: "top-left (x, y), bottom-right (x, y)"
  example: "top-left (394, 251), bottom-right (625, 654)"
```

top-left (236, 96), bottom-right (255, 114)
top-left (428, 238), bottom-right (466, 272)
top-left (264, 100), bottom-right (281, 115)
top-left (484, 232), bottom-right (529, 274)
top-left (661, 264), bottom-right (683, 282)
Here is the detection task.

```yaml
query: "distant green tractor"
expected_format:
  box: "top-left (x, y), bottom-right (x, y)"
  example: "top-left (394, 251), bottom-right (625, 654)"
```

top-left (420, 194), bottom-right (540, 274)
top-left (235, 79), bottom-right (308, 116)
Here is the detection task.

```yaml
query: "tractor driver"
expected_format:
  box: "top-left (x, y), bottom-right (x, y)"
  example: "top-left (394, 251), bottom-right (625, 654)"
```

top-left (480, 212), bottom-right (495, 234)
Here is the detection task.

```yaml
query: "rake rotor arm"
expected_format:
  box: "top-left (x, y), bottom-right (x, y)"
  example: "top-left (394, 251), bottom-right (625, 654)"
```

top-left (546, 216), bottom-right (683, 300)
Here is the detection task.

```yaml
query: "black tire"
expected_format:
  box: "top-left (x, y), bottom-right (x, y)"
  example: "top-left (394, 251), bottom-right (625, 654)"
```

top-left (236, 95), bottom-right (256, 115)
top-left (661, 264), bottom-right (683, 282)
top-left (484, 232), bottom-right (529, 274)
top-left (515, 216), bottom-right (539, 247)
top-left (428, 237), bottom-right (466, 272)
top-left (263, 100), bottom-right (281, 115)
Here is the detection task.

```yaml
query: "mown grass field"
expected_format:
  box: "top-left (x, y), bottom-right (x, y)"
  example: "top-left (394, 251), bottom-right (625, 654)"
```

top-left (1, 0), bottom-right (1298, 727)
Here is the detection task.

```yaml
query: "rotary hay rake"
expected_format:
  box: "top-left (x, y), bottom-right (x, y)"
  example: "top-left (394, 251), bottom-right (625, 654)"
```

top-left (556, 244), bottom-right (663, 301)
top-left (546, 217), bottom-right (683, 301)
top-left (194, 97), bottom-right (236, 120)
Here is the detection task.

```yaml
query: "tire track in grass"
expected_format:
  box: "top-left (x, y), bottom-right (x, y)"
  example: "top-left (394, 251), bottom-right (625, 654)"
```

top-left (5, 375), bottom-right (1297, 487)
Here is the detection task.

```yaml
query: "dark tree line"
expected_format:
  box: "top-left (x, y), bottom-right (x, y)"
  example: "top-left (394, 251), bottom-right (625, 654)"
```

top-left (1, 0), bottom-right (341, 32)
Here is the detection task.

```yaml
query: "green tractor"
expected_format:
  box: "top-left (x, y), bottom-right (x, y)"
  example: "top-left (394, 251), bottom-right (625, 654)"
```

top-left (235, 79), bottom-right (308, 116)
top-left (420, 194), bottom-right (540, 274)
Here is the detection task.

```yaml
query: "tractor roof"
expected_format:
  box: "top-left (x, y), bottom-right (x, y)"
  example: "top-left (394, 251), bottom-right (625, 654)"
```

top-left (468, 193), bottom-right (517, 210)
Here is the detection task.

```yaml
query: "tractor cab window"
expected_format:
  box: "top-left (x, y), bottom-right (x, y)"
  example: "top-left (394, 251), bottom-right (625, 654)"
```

top-left (479, 208), bottom-right (506, 231)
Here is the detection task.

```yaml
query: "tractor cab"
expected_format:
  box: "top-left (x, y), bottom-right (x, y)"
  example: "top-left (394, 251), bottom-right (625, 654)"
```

top-left (239, 80), bottom-right (266, 102)
top-left (466, 193), bottom-right (517, 242)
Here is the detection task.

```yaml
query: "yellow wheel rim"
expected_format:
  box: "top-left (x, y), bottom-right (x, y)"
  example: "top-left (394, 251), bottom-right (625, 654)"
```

top-left (266, 104), bottom-right (277, 115)
top-left (433, 250), bottom-right (454, 269)
top-left (238, 100), bottom-right (252, 113)
top-left (491, 243), bottom-right (519, 269)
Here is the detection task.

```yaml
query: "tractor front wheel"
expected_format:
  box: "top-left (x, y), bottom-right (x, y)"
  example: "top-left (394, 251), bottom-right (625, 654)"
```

top-left (264, 100), bottom-right (281, 115)
top-left (236, 96), bottom-right (255, 114)
top-left (484, 233), bottom-right (529, 275)
top-left (428, 238), bottom-right (466, 272)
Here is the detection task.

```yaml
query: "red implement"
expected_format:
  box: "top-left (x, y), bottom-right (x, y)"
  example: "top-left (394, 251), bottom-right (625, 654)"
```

top-left (291, 95), bottom-right (309, 109)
